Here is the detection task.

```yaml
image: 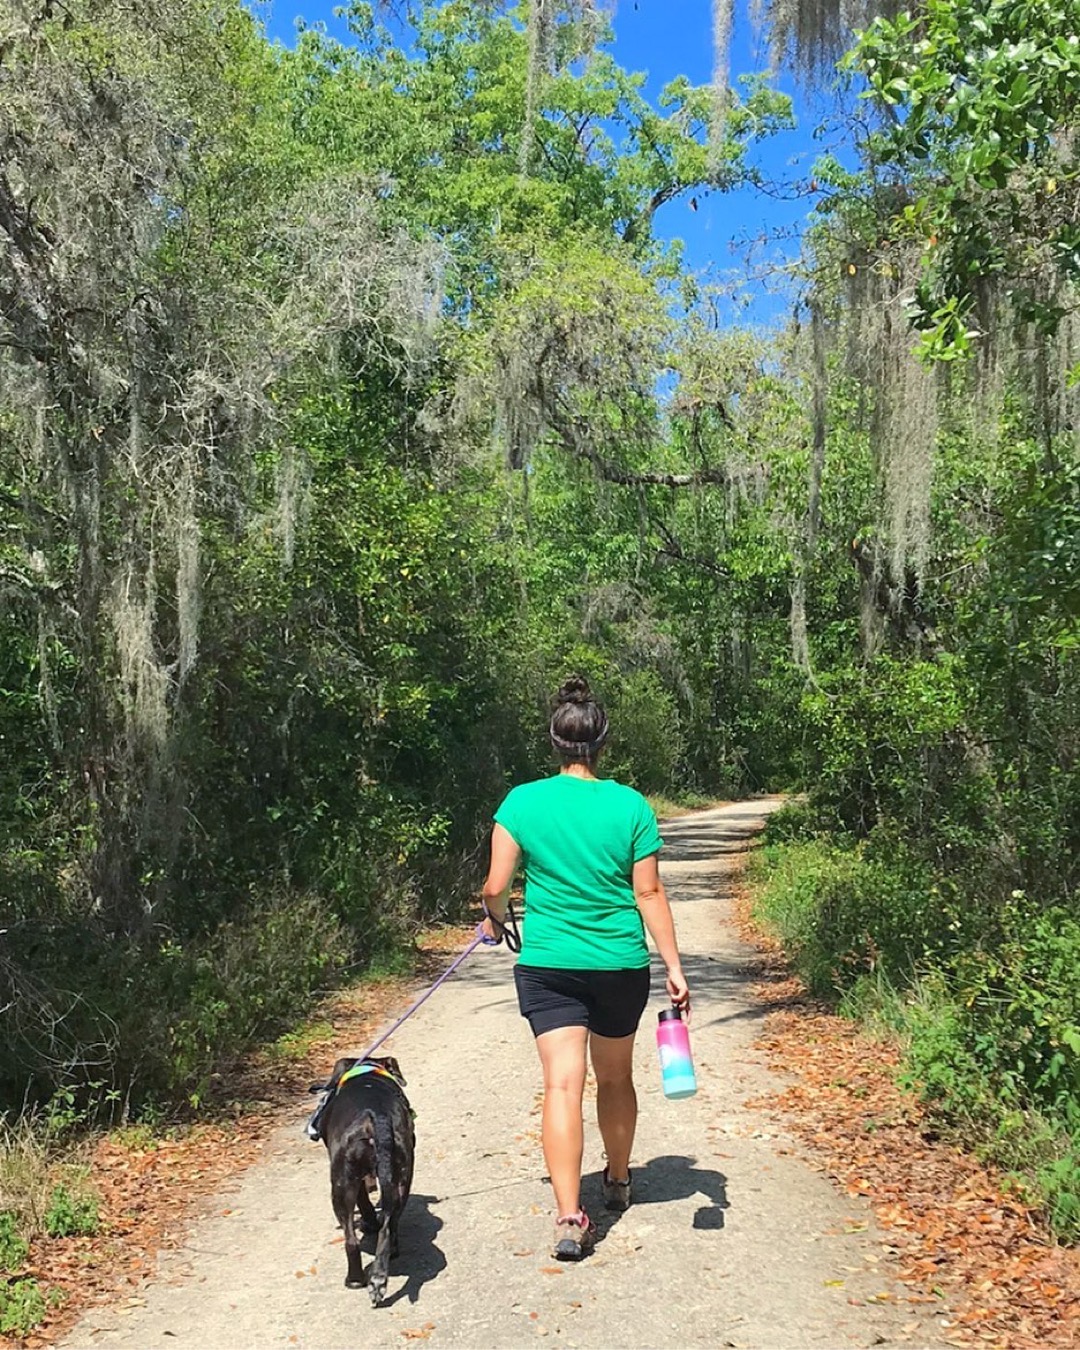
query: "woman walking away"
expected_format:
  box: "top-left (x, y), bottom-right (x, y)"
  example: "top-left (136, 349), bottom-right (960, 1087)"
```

top-left (481, 675), bottom-right (690, 1261)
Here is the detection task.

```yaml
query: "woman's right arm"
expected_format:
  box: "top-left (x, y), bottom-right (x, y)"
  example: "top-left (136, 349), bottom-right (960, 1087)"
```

top-left (633, 853), bottom-right (690, 1012)
top-left (480, 822), bottom-right (520, 943)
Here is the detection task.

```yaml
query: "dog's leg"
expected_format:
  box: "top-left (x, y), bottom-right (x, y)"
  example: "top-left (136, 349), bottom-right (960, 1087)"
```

top-left (332, 1174), bottom-right (366, 1289)
top-left (368, 1211), bottom-right (394, 1307)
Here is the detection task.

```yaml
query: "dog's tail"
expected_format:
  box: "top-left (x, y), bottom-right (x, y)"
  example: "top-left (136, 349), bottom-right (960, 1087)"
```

top-left (373, 1107), bottom-right (396, 1216)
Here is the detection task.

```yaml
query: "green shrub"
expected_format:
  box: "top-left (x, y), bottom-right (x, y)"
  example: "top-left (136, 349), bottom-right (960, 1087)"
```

top-left (158, 891), bottom-right (346, 1105)
top-left (0, 1211), bottom-right (28, 1273)
top-left (1039, 1150), bottom-right (1080, 1242)
top-left (762, 798), bottom-right (820, 844)
top-left (44, 1182), bottom-right (99, 1238)
top-left (901, 974), bottom-right (1007, 1124)
top-left (752, 838), bottom-right (943, 994)
top-left (0, 1277), bottom-right (46, 1336)
top-left (950, 907), bottom-right (1080, 1127)
top-left (899, 969), bottom-right (1080, 1242)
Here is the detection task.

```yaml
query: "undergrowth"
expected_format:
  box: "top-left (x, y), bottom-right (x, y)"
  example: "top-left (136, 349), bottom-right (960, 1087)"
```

top-left (0, 1115), bottom-right (100, 1335)
top-left (751, 804), bottom-right (1080, 1242)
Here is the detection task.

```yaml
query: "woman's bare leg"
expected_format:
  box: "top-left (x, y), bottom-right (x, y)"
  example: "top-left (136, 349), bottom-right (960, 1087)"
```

top-left (535, 1025), bottom-right (589, 1217)
top-left (589, 1031), bottom-right (637, 1180)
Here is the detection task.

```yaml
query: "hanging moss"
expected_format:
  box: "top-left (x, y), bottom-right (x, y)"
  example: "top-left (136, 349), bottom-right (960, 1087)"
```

top-left (710, 0), bottom-right (735, 173)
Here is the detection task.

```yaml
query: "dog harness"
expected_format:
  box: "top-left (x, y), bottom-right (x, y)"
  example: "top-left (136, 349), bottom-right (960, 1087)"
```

top-left (337, 1061), bottom-right (406, 1092)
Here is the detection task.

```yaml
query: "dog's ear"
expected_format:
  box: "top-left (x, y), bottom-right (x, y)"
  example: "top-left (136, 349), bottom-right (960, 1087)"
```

top-left (372, 1055), bottom-right (406, 1086)
top-left (330, 1055), bottom-right (358, 1083)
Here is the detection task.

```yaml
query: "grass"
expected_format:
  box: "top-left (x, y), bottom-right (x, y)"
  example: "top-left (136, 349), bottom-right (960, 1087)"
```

top-left (269, 1019), bottom-right (336, 1062)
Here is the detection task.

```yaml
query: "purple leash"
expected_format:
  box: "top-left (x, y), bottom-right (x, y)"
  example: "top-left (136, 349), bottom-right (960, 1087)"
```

top-left (357, 929), bottom-right (488, 1061)
top-left (357, 903), bottom-right (522, 1061)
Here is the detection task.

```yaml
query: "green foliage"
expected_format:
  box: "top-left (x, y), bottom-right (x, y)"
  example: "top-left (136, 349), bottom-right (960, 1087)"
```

top-left (753, 844), bottom-right (1080, 1238)
top-left (44, 1182), bottom-right (99, 1239)
top-left (948, 908), bottom-right (1080, 1127)
top-left (900, 970), bottom-right (1080, 1243)
top-left (0, 1278), bottom-right (47, 1337)
top-left (0, 1211), bottom-right (46, 1337)
top-left (761, 798), bottom-right (821, 845)
top-left (157, 895), bottom-right (346, 1104)
top-left (851, 0), bottom-right (1080, 353)
top-left (752, 838), bottom-right (944, 995)
top-left (0, 1212), bottom-right (28, 1273)
top-left (603, 670), bottom-right (683, 795)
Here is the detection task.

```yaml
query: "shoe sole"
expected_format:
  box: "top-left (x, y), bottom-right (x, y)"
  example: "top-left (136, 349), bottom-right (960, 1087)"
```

top-left (553, 1239), bottom-right (591, 1261)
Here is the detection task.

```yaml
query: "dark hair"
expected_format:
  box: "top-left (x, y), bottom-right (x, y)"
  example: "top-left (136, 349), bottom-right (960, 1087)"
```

top-left (549, 675), bottom-right (609, 764)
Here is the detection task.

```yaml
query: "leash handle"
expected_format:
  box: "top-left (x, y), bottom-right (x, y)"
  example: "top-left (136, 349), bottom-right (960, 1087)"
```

top-left (481, 899), bottom-right (522, 953)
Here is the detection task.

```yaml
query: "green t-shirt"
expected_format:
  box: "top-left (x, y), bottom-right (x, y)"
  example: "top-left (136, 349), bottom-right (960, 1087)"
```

top-left (493, 774), bottom-right (663, 970)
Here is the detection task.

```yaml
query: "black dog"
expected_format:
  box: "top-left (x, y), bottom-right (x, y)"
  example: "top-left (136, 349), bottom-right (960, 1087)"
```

top-left (309, 1055), bottom-right (415, 1305)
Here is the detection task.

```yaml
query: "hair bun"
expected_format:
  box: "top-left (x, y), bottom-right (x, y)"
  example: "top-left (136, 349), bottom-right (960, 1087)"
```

top-left (555, 674), bottom-right (592, 706)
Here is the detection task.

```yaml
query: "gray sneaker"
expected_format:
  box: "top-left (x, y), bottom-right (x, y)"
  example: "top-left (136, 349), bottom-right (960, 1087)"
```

top-left (602, 1167), bottom-right (632, 1211)
top-left (552, 1211), bottom-right (596, 1261)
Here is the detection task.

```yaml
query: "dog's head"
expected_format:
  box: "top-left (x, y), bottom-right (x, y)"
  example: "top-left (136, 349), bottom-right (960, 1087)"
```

top-left (308, 1054), bottom-right (407, 1094)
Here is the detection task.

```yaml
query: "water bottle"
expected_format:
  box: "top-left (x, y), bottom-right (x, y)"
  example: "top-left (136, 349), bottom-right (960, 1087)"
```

top-left (656, 1006), bottom-right (697, 1100)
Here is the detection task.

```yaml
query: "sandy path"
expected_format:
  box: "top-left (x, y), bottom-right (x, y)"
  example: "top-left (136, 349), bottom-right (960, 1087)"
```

top-left (65, 799), bottom-right (948, 1350)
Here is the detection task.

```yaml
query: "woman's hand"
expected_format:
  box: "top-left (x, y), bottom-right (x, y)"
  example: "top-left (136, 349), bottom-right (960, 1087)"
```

top-left (666, 964), bottom-right (690, 1016)
top-left (479, 915), bottom-right (501, 945)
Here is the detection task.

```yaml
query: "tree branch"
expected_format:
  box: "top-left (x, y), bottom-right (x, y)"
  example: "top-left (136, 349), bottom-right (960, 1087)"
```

top-left (652, 517), bottom-right (728, 576)
top-left (547, 401), bottom-right (734, 489)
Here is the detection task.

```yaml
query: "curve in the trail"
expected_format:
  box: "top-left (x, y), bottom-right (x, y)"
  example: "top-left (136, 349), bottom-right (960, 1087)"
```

top-left (65, 798), bottom-right (949, 1350)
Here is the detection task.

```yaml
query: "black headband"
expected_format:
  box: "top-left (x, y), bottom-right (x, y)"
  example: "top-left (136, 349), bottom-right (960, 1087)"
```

top-left (549, 719), bottom-right (609, 758)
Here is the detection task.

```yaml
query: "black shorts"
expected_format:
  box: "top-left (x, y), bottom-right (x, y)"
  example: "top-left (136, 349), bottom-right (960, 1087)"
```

top-left (514, 965), bottom-right (651, 1039)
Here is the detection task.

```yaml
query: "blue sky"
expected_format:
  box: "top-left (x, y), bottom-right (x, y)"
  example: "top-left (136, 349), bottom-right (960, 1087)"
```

top-left (252, 2), bottom-right (842, 324)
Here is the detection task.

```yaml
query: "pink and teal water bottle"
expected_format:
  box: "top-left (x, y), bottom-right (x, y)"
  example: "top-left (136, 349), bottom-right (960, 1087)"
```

top-left (656, 1006), bottom-right (697, 1100)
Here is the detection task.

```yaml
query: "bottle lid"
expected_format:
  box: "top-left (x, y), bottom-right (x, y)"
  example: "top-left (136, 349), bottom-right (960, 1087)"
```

top-left (658, 1007), bottom-right (683, 1023)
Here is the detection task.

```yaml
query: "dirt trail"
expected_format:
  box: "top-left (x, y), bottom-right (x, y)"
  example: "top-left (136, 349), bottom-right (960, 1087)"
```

top-left (64, 799), bottom-right (949, 1350)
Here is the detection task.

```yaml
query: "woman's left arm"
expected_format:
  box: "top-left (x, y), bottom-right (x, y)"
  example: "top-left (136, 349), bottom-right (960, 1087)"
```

top-left (480, 822), bottom-right (520, 941)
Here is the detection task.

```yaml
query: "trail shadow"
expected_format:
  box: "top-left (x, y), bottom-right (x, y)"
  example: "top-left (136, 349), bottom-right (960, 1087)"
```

top-left (359, 1193), bottom-right (446, 1306)
top-left (660, 827), bottom-right (752, 865)
top-left (634, 1154), bottom-right (730, 1231)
